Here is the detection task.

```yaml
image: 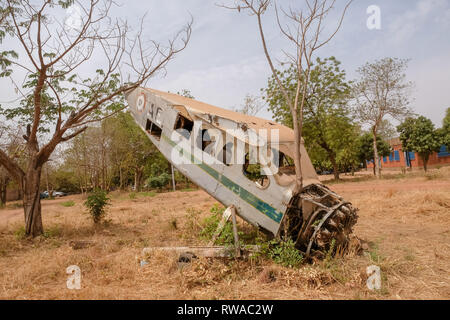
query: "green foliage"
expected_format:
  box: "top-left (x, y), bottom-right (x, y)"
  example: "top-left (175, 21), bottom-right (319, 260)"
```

top-left (177, 89), bottom-right (195, 99)
top-left (14, 226), bottom-right (26, 240)
top-left (129, 192), bottom-right (137, 200)
top-left (262, 57), bottom-right (358, 177)
top-left (357, 133), bottom-right (391, 164)
top-left (443, 108), bottom-right (450, 147)
top-left (146, 172), bottom-right (171, 190)
top-left (42, 226), bottom-right (62, 239)
top-left (397, 116), bottom-right (442, 170)
top-left (259, 239), bottom-right (303, 268)
top-left (61, 200), bottom-right (75, 207)
top-left (84, 189), bottom-right (111, 224)
top-left (200, 204), bottom-right (236, 246)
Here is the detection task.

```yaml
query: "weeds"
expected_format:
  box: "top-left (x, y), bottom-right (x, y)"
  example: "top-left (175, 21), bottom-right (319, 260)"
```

top-left (14, 226), bottom-right (26, 240)
top-left (61, 200), bottom-right (75, 207)
top-left (200, 204), bottom-right (237, 246)
top-left (258, 239), bottom-right (303, 268)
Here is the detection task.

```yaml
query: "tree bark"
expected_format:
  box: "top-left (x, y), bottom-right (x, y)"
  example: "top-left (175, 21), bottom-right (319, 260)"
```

top-left (326, 150), bottom-right (340, 180)
top-left (421, 154), bottom-right (429, 172)
top-left (0, 182), bottom-right (7, 207)
top-left (23, 167), bottom-right (43, 237)
top-left (372, 129), bottom-right (381, 178)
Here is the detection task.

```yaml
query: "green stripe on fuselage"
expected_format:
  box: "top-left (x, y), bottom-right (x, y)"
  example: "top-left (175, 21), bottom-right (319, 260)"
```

top-left (161, 133), bottom-right (283, 223)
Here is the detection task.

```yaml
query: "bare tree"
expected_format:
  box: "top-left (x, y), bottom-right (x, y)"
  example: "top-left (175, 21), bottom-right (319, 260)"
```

top-left (234, 93), bottom-right (264, 116)
top-left (353, 58), bottom-right (413, 178)
top-left (221, 0), bottom-right (351, 193)
top-left (0, 0), bottom-right (192, 236)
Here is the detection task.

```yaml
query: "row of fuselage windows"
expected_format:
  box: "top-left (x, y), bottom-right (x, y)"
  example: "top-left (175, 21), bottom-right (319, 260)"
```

top-left (147, 114), bottom-right (294, 187)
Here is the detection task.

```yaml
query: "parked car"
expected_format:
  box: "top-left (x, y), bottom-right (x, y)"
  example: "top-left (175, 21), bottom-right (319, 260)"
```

top-left (40, 191), bottom-right (67, 199)
top-left (53, 191), bottom-right (68, 197)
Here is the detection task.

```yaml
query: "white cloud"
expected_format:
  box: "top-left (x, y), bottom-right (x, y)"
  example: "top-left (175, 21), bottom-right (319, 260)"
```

top-left (152, 56), bottom-right (270, 110)
top-left (388, 0), bottom-right (449, 44)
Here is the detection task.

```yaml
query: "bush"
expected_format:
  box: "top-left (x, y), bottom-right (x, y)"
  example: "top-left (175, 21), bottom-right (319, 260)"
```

top-left (260, 239), bottom-right (304, 268)
top-left (146, 173), bottom-right (171, 190)
top-left (84, 189), bottom-right (111, 224)
top-left (200, 204), bottom-right (237, 246)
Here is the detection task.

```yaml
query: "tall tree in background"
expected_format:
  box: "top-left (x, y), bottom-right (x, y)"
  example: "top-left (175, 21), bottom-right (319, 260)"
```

top-left (263, 57), bottom-right (355, 180)
top-left (357, 133), bottom-right (391, 175)
top-left (223, 0), bottom-right (352, 193)
top-left (352, 57), bottom-right (413, 178)
top-left (0, 0), bottom-right (192, 236)
top-left (397, 116), bottom-right (442, 172)
top-left (443, 107), bottom-right (450, 148)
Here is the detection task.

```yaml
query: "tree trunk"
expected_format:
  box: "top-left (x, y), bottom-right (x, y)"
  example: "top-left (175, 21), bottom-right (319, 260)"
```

top-left (421, 154), bottom-right (429, 172)
top-left (291, 107), bottom-right (303, 194)
top-left (329, 152), bottom-right (340, 180)
top-left (0, 183), bottom-right (7, 207)
top-left (119, 166), bottom-right (123, 190)
top-left (134, 169), bottom-right (143, 192)
top-left (23, 167), bottom-right (43, 237)
top-left (372, 131), bottom-right (381, 178)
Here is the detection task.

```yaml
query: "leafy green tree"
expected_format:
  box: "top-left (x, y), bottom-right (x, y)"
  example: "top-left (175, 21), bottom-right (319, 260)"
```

top-left (397, 116), bottom-right (442, 172)
top-left (229, 0), bottom-right (352, 193)
top-left (357, 133), bottom-right (391, 174)
top-left (263, 57), bottom-right (355, 180)
top-left (103, 112), bottom-right (159, 192)
top-left (443, 108), bottom-right (450, 148)
top-left (0, 1), bottom-right (191, 237)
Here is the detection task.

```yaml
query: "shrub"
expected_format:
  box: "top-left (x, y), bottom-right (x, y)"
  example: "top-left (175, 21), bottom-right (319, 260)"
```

top-left (146, 173), bottom-right (171, 190)
top-left (260, 239), bottom-right (304, 268)
top-left (84, 189), bottom-right (111, 224)
top-left (200, 204), bottom-right (237, 246)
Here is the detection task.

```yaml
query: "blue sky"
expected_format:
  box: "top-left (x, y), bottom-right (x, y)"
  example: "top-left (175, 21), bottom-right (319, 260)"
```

top-left (1, 0), bottom-right (449, 127)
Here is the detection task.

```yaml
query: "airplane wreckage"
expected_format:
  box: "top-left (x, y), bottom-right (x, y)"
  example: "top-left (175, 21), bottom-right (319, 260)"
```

top-left (126, 88), bottom-right (358, 258)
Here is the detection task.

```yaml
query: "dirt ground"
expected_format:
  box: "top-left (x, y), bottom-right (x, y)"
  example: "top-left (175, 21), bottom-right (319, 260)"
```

top-left (0, 168), bottom-right (449, 300)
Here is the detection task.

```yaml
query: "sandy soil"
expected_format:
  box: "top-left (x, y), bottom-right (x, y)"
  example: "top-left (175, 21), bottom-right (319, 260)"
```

top-left (0, 171), bottom-right (449, 300)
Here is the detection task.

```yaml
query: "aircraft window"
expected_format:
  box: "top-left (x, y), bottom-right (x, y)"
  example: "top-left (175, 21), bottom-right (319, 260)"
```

top-left (174, 114), bottom-right (194, 139)
top-left (198, 129), bottom-right (214, 151)
top-left (278, 152), bottom-right (295, 175)
top-left (218, 142), bottom-right (234, 166)
top-left (146, 119), bottom-right (162, 140)
top-left (243, 153), bottom-right (270, 189)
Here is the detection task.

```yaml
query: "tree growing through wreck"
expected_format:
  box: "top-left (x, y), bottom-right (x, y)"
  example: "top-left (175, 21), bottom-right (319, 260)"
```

top-left (0, 0), bottom-right (192, 237)
top-left (221, 0), bottom-right (352, 193)
top-left (263, 57), bottom-right (355, 180)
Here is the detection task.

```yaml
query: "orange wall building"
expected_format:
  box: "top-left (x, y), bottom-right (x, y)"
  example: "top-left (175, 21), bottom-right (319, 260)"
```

top-left (367, 138), bottom-right (450, 170)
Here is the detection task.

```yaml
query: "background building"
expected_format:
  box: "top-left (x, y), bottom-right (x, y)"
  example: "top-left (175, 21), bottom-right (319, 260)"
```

top-left (367, 138), bottom-right (450, 170)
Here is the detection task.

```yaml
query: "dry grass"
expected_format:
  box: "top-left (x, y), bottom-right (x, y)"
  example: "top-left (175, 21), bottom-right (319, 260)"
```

top-left (0, 169), bottom-right (449, 300)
